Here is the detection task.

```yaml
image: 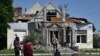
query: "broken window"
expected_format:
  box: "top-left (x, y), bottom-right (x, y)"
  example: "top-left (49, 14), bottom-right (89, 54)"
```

top-left (47, 10), bottom-right (57, 21)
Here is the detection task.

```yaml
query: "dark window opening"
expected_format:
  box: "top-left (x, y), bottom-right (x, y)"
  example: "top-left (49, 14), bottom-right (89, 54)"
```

top-left (66, 35), bottom-right (70, 43)
top-left (47, 10), bottom-right (57, 21)
top-left (77, 35), bottom-right (80, 43)
top-left (81, 35), bottom-right (87, 43)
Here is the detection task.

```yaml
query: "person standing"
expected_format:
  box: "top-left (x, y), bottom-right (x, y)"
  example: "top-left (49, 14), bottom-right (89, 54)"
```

top-left (52, 33), bottom-right (58, 53)
top-left (54, 49), bottom-right (61, 56)
top-left (23, 40), bottom-right (34, 56)
top-left (13, 34), bottom-right (21, 56)
top-left (52, 39), bottom-right (58, 53)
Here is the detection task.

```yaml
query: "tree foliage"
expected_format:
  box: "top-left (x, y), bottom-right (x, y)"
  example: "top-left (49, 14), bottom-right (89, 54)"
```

top-left (23, 32), bottom-right (45, 45)
top-left (0, 0), bottom-right (13, 22)
top-left (0, 0), bottom-right (13, 49)
top-left (93, 35), bottom-right (100, 48)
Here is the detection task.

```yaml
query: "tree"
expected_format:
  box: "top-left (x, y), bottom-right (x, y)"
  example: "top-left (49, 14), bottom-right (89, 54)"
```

top-left (23, 32), bottom-right (45, 45)
top-left (0, 0), bottom-right (13, 49)
top-left (93, 35), bottom-right (100, 48)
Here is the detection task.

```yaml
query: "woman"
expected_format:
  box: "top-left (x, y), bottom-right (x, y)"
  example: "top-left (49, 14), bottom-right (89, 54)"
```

top-left (23, 40), bottom-right (34, 56)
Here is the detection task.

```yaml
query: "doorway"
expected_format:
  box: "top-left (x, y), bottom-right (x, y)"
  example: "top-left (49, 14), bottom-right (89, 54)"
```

top-left (50, 31), bottom-right (59, 45)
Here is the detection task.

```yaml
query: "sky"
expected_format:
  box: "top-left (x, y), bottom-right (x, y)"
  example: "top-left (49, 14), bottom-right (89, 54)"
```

top-left (13, 0), bottom-right (100, 33)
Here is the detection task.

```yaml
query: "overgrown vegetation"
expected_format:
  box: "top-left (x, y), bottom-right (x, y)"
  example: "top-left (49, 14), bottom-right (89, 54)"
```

top-left (0, 0), bottom-right (13, 50)
top-left (22, 32), bottom-right (49, 53)
top-left (93, 35), bottom-right (100, 48)
top-left (0, 49), bottom-right (14, 54)
top-left (22, 32), bottom-right (45, 45)
top-left (34, 45), bottom-right (50, 53)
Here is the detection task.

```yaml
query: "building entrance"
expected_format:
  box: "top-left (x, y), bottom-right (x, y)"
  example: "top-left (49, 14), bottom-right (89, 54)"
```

top-left (49, 31), bottom-right (62, 46)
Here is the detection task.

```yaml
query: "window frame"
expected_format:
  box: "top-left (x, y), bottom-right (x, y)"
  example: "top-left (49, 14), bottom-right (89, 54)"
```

top-left (76, 30), bottom-right (87, 43)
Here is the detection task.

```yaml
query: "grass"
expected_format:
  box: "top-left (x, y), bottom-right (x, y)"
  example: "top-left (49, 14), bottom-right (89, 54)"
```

top-left (1, 48), bottom-right (100, 55)
top-left (0, 49), bottom-right (100, 56)
top-left (0, 49), bottom-right (14, 54)
top-left (0, 48), bottom-right (50, 54)
top-left (80, 48), bottom-right (100, 53)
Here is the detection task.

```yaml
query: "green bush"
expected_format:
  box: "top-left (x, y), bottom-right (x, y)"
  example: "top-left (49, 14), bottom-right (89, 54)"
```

top-left (22, 32), bottom-right (45, 45)
top-left (93, 36), bottom-right (100, 48)
top-left (21, 32), bottom-right (48, 53)
top-left (0, 49), bottom-right (14, 54)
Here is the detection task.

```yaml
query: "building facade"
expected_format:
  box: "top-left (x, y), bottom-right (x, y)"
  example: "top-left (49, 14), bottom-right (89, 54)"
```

top-left (7, 2), bottom-right (95, 49)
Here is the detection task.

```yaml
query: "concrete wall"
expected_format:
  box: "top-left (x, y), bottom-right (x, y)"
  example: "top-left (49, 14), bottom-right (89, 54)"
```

top-left (75, 30), bottom-right (93, 49)
top-left (75, 24), bottom-right (93, 49)
top-left (7, 29), bottom-right (14, 49)
top-left (8, 23), bottom-right (28, 30)
top-left (25, 2), bottom-right (43, 14)
top-left (7, 23), bottom-right (28, 49)
top-left (7, 29), bottom-right (28, 49)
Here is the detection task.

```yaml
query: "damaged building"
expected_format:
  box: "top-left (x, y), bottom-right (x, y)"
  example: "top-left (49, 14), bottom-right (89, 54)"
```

top-left (7, 2), bottom-right (95, 49)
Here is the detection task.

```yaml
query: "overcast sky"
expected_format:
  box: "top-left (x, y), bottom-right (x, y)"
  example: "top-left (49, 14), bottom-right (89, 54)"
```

top-left (13, 0), bottom-right (100, 33)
